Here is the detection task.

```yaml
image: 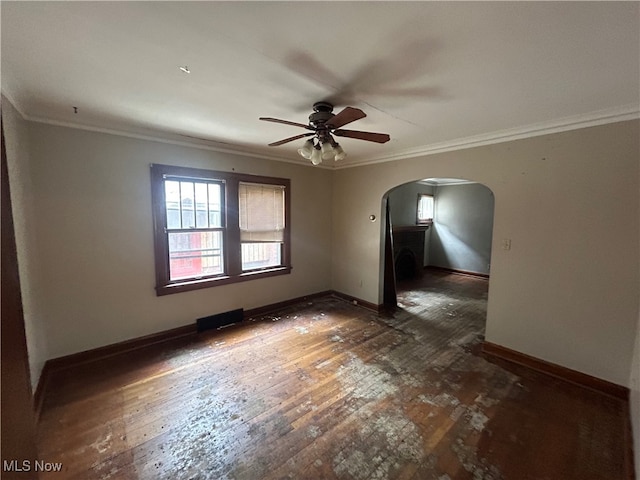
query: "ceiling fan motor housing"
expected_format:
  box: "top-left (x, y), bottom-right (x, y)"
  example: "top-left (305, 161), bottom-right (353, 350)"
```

top-left (309, 101), bottom-right (335, 127)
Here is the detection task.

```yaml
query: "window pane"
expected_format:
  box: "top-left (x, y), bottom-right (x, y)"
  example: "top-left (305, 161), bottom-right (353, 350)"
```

top-left (208, 183), bottom-right (222, 228)
top-left (241, 242), bottom-right (281, 271)
top-left (168, 231), bottom-right (224, 280)
top-left (165, 181), bottom-right (181, 229)
top-left (180, 181), bottom-right (195, 229)
top-left (194, 182), bottom-right (209, 228)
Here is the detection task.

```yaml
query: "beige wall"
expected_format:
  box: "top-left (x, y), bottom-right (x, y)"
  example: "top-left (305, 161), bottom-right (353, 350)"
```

top-left (332, 120), bottom-right (640, 386)
top-left (25, 122), bottom-right (333, 361)
top-left (2, 98), bottom-right (48, 389)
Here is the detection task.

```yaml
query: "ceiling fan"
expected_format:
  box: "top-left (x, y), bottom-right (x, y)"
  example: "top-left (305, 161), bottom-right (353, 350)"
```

top-left (259, 102), bottom-right (390, 165)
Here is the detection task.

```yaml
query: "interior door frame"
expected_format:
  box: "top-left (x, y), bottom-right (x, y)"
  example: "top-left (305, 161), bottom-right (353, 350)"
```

top-left (1, 118), bottom-right (39, 477)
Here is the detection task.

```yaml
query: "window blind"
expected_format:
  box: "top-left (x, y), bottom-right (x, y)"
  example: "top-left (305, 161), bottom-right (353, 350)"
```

top-left (239, 182), bottom-right (285, 242)
top-left (418, 195), bottom-right (434, 222)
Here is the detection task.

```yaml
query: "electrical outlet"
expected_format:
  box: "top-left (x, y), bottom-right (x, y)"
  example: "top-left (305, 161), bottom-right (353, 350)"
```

top-left (502, 239), bottom-right (511, 251)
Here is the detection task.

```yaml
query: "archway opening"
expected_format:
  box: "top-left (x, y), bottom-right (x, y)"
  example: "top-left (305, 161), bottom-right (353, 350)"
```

top-left (382, 177), bottom-right (495, 323)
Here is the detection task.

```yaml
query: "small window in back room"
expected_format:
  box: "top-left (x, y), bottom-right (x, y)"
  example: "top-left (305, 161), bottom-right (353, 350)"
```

top-left (417, 194), bottom-right (434, 225)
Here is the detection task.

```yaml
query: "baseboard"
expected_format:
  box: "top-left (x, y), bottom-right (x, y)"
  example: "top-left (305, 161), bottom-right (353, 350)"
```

top-left (329, 290), bottom-right (382, 313)
top-left (44, 323), bottom-right (197, 373)
top-left (482, 341), bottom-right (629, 400)
top-left (244, 288), bottom-right (381, 314)
top-left (33, 323), bottom-right (196, 420)
top-left (33, 361), bottom-right (53, 421)
top-left (483, 341), bottom-right (634, 477)
top-left (425, 265), bottom-right (490, 279)
top-left (244, 291), bottom-right (332, 318)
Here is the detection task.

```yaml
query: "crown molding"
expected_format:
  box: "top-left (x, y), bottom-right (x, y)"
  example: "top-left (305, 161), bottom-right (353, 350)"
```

top-left (13, 109), bottom-right (334, 169)
top-left (1, 89), bottom-right (29, 120)
top-left (24, 114), bottom-right (324, 165)
top-left (0, 90), bottom-right (325, 167)
top-left (334, 104), bottom-right (640, 170)
top-left (8, 98), bottom-right (638, 172)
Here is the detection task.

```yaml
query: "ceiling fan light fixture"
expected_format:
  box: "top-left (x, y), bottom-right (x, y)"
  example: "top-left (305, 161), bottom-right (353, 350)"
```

top-left (320, 141), bottom-right (335, 161)
top-left (298, 139), bottom-right (314, 159)
top-left (310, 147), bottom-right (322, 165)
top-left (260, 102), bottom-right (389, 165)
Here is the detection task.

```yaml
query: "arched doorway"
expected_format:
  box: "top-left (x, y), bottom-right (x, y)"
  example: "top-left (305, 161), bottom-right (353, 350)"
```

top-left (382, 177), bottom-right (495, 311)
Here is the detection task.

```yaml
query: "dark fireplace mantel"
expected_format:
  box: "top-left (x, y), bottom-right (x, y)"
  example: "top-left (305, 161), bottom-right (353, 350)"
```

top-left (392, 225), bottom-right (429, 280)
top-left (392, 225), bottom-right (430, 234)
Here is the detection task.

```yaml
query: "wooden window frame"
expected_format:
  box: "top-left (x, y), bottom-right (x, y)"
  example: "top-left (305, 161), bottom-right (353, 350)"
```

top-left (151, 164), bottom-right (291, 296)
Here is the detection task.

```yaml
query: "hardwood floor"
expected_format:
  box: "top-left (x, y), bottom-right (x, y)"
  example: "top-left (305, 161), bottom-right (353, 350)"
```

top-left (37, 271), bottom-right (630, 479)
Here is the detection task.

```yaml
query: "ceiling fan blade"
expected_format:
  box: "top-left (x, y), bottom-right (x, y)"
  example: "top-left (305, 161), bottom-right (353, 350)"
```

top-left (259, 117), bottom-right (314, 130)
top-left (268, 132), bottom-right (315, 147)
top-left (333, 129), bottom-right (390, 144)
top-left (326, 107), bottom-right (366, 129)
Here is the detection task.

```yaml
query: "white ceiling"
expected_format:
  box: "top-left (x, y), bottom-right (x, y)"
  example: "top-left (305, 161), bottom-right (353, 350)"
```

top-left (2, 1), bottom-right (639, 168)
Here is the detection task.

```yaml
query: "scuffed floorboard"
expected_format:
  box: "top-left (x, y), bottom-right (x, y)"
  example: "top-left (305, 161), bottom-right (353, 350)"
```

top-left (37, 271), bottom-right (628, 479)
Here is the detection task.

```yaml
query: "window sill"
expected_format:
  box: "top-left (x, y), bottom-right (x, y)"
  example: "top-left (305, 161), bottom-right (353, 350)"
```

top-left (155, 266), bottom-right (291, 296)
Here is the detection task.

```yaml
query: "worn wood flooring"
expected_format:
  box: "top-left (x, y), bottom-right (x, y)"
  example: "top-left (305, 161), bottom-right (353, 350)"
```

top-left (37, 271), bottom-right (630, 479)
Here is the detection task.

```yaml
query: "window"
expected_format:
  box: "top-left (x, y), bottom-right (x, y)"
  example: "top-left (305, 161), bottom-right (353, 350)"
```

top-left (151, 164), bottom-right (290, 295)
top-left (417, 194), bottom-right (434, 225)
top-left (163, 178), bottom-right (224, 281)
top-left (239, 182), bottom-right (286, 271)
